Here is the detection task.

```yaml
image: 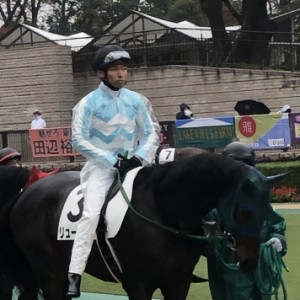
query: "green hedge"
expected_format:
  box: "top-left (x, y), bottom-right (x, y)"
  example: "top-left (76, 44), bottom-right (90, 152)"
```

top-left (257, 160), bottom-right (300, 203)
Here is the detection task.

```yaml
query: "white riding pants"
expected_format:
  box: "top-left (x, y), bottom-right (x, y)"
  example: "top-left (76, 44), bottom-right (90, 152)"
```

top-left (69, 162), bottom-right (116, 275)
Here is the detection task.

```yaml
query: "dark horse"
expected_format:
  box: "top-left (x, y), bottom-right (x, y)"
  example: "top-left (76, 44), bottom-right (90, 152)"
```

top-left (2, 153), bottom-right (273, 300)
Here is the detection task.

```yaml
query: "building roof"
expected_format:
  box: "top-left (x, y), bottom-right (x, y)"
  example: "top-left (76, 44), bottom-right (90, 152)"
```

top-left (0, 24), bottom-right (92, 52)
top-left (270, 8), bottom-right (300, 22)
top-left (89, 10), bottom-right (240, 49)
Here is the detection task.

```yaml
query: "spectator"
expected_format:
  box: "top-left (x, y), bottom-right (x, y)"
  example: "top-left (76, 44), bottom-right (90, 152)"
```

top-left (277, 104), bottom-right (291, 114)
top-left (0, 147), bottom-right (60, 187)
top-left (30, 110), bottom-right (47, 129)
top-left (175, 103), bottom-right (194, 120)
top-left (0, 147), bottom-right (21, 167)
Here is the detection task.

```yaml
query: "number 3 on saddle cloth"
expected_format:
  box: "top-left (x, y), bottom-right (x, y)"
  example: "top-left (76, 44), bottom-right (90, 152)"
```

top-left (57, 167), bottom-right (143, 282)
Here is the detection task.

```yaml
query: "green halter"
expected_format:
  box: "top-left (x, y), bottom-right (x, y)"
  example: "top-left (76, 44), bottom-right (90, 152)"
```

top-left (217, 166), bottom-right (270, 238)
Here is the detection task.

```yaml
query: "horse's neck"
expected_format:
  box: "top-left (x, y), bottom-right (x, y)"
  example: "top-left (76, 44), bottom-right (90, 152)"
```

top-left (155, 174), bottom-right (232, 230)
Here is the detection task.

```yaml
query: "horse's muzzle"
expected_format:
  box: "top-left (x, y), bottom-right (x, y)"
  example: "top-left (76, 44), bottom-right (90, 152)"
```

top-left (235, 235), bottom-right (260, 272)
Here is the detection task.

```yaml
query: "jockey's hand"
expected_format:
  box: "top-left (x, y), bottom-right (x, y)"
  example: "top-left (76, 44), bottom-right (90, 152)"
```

top-left (266, 237), bottom-right (283, 252)
top-left (114, 155), bottom-right (142, 177)
top-left (128, 156), bottom-right (142, 168)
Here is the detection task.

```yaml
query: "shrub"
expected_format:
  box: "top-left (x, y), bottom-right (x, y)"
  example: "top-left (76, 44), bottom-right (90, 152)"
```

top-left (257, 161), bottom-right (300, 203)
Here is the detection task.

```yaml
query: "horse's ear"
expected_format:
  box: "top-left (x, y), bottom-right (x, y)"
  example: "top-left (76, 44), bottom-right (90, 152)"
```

top-left (267, 173), bottom-right (288, 185)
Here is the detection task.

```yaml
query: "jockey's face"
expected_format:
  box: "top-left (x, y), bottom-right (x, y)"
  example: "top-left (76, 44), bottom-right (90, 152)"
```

top-left (106, 64), bottom-right (128, 89)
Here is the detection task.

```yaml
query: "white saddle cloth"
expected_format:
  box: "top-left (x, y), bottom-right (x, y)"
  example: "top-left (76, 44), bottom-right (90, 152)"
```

top-left (57, 167), bottom-right (142, 240)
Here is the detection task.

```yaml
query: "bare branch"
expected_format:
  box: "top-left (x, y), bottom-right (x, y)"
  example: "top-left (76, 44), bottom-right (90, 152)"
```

top-left (223, 0), bottom-right (243, 25)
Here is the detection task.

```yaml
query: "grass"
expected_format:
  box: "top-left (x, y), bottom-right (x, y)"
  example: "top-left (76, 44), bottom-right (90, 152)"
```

top-left (82, 212), bottom-right (299, 299)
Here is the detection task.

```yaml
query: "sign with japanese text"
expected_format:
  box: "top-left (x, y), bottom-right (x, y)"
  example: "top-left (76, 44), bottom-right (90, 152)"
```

top-left (289, 113), bottom-right (300, 146)
top-left (30, 122), bottom-right (176, 158)
top-left (235, 113), bottom-right (291, 149)
top-left (29, 127), bottom-right (76, 157)
top-left (159, 121), bottom-right (175, 148)
top-left (175, 117), bottom-right (235, 148)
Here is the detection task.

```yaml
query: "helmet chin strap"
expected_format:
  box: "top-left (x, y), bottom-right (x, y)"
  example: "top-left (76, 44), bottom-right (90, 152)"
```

top-left (100, 69), bottom-right (127, 91)
top-left (102, 79), bottom-right (121, 91)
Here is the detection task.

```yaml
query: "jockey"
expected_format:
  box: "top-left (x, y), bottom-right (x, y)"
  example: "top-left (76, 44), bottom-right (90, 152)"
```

top-left (222, 140), bottom-right (256, 166)
top-left (0, 147), bottom-right (59, 187)
top-left (67, 45), bottom-right (159, 298)
top-left (0, 147), bottom-right (22, 167)
top-left (205, 141), bottom-right (287, 300)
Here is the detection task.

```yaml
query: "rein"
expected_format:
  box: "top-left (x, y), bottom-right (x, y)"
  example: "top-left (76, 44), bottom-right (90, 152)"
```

top-left (116, 172), bottom-right (227, 243)
top-left (255, 243), bottom-right (289, 300)
top-left (211, 239), bottom-right (289, 300)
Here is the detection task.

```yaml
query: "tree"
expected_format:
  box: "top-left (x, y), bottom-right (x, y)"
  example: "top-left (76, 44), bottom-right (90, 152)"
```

top-left (0, 0), bottom-right (51, 28)
top-left (230, 0), bottom-right (277, 64)
top-left (139, 0), bottom-right (175, 19)
top-left (59, 0), bottom-right (141, 36)
top-left (0, 0), bottom-right (28, 27)
top-left (167, 0), bottom-right (209, 26)
top-left (47, 0), bottom-right (78, 34)
top-left (198, 0), bottom-right (282, 65)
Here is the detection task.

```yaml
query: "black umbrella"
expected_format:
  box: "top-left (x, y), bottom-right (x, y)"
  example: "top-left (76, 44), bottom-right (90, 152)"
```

top-left (234, 99), bottom-right (271, 115)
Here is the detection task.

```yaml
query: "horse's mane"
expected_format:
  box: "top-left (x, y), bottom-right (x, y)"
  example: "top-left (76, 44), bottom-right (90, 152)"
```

top-left (140, 153), bottom-right (249, 216)
top-left (158, 152), bottom-right (247, 187)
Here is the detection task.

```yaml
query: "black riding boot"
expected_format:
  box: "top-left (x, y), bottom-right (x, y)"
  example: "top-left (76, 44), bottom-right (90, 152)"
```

top-left (66, 273), bottom-right (81, 298)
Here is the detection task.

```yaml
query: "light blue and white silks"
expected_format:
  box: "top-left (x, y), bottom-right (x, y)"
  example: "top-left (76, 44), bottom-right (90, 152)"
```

top-left (69, 82), bottom-right (159, 275)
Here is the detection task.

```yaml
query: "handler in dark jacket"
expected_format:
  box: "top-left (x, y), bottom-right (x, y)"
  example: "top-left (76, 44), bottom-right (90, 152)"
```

top-left (205, 141), bottom-right (287, 300)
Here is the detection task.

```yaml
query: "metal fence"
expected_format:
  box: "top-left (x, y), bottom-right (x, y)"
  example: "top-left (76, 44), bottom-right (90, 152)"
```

top-left (74, 28), bottom-right (300, 72)
top-left (1, 127), bottom-right (299, 165)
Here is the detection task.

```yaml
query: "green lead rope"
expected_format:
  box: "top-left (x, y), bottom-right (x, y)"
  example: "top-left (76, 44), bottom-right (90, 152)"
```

top-left (255, 243), bottom-right (289, 300)
top-left (212, 240), bottom-right (289, 299)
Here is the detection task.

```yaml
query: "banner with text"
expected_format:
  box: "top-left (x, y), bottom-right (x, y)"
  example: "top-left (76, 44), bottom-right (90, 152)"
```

top-left (289, 113), bottom-right (300, 146)
top-left (175, 117), bottom-right (235, 148)
top-left (235, 113), bottom-right (291, 150)
top-left (29, 127), bottom-right (76, 157)
top-left (159, 121), bottom-right (175, 148)
top-left (30, 122), bottom-right (176, 158)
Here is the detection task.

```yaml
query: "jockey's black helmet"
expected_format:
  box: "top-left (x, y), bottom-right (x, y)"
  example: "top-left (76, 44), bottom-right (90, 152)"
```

top-left (93, 45), bottom-right (131, 71)
top-left (0, 147), bottom-right (22, 165)
top-left (222, 141), bottom-right (256, 166)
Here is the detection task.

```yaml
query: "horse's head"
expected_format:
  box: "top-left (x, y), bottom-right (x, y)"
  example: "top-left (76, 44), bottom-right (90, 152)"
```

top-left (217, 166), bottom-right (271, 272)
top-left (0, 166), bottom-right (30, 201)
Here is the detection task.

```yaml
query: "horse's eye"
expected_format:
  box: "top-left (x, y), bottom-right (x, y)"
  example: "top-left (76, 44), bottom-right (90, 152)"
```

top-left (234, 206), bottom-right (254, 225)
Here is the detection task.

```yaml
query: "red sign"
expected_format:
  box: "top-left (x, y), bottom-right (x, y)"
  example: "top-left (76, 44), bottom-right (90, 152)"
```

top-left (238, 116), bottom-right (256, 137)
top-left (29, 127), bottom-right (77, 157)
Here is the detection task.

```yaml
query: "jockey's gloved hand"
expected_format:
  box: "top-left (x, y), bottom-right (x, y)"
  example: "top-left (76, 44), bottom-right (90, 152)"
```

top-left (128, 156), bottom-right (142, 168)
top-left (114, 155), bottom-right (142, 177)
top-left (266, 237), bottom-right (283, 252)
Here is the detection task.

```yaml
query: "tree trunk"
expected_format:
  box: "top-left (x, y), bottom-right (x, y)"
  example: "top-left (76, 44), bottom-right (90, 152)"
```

top-left (229, 0), bottom-right (276, 65)
top-left (199, 0), bottom-right (231, 66)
